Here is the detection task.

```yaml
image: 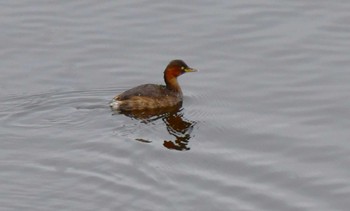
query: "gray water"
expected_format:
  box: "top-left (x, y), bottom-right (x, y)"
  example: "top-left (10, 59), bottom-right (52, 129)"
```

top-left (1, 1), bottom-right (350, 211)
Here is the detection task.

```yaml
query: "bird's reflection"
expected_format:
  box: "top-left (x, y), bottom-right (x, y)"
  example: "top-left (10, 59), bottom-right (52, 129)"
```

top-left (113, 104), bottom-right (196, 151)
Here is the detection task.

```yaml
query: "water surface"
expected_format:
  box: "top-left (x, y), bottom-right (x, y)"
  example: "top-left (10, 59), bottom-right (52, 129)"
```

top-left (1, 1), bottom-right (350, 210)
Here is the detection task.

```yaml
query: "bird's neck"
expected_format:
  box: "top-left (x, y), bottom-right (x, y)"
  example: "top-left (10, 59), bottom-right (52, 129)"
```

top-left (164, 74), bottom-right (182, 94)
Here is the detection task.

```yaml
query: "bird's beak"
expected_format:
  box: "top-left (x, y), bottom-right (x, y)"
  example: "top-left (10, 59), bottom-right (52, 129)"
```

top-left (184, 67), bottom-right (198, 72)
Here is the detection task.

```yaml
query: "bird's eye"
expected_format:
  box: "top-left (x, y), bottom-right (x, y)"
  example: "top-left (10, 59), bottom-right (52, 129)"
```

top-left (181, 66), bottom-right (185, 70)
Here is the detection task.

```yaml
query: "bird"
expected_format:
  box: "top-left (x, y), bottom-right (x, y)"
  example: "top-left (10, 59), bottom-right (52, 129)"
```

top-left (110, 60), bottom-right (197, 111)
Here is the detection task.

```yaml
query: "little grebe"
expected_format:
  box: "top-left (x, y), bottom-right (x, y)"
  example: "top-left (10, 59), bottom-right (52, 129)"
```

top-left (110, 60), bottom-right (197, 111)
